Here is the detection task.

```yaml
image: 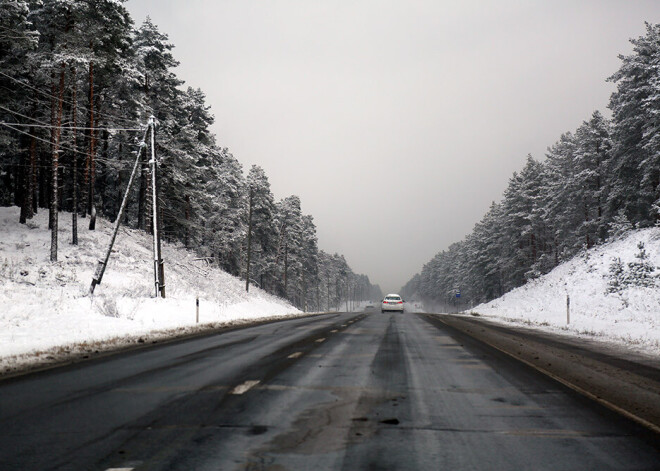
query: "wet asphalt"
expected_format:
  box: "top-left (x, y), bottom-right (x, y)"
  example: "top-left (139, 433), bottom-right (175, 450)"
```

top-left (0, 311), bottom-right (658, 470)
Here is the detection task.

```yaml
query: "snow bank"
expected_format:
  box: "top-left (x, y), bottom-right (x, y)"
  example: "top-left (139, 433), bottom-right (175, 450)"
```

top-left (0, 206), bottom-right (301, 369)
top-left (474, 227), bottom-right (660, 353)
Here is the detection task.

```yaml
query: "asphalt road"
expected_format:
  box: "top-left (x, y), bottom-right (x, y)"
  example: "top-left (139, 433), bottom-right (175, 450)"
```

top-left (0, 311), bottom-right (658, 470)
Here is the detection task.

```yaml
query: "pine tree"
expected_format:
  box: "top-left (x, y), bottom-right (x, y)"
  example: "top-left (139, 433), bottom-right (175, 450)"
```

top-left (608, 22), bottom-right (660, 227)
top-left (627, 242), bottom-right (656, 288)
top-left (244, 165), bottom-right (278, 292)
top-left (607, 257), bottom-right (626, 294)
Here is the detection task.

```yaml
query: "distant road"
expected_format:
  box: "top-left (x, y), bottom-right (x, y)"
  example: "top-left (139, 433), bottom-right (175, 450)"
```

top-left (0, 312), bottom-right (658, 470)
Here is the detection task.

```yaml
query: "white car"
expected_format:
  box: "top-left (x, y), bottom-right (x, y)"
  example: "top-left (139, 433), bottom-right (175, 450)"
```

top-left (381, 294), bottom-right (404, 313)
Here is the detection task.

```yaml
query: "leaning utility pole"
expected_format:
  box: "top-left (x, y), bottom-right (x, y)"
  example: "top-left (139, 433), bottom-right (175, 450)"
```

top-left (149, 116), bottom-right (165, 298)
top-left (90, 124), bottom-right (150, 294)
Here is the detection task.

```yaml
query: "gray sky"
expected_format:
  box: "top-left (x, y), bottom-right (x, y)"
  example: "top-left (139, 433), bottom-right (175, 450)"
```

top-left (126, 0), bottom-right (660, 294)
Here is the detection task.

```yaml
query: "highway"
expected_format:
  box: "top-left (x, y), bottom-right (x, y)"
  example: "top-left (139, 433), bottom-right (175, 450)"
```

top-left (0, 311), bottom-right (658, 470)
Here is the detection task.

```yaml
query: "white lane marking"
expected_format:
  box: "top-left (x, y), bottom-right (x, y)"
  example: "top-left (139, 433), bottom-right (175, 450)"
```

top-left (230, 380), bottom-right (260, 395)
top-left (330, 329), bottom-right (338, 333)
top-left (288, 351), bottom-right (303, 359)
top-left (106, 468), bottom-right (134, 471)
top-left (315, 338), bottom-right (326, 343)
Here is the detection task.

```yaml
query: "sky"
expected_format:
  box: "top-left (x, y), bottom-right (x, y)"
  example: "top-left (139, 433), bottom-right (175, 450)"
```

top-left (125, 0), bottom-right (660, 294)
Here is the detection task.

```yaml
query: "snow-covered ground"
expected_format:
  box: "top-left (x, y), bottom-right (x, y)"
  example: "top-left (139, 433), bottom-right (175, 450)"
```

top-left (0, 206), bottom-right (302, 372)
top-left (473, 227), bottom-right (660, 354)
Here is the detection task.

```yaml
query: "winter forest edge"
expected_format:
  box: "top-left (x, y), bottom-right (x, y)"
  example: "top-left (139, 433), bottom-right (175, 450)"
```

top-left (401, 22), bottom-right (660, 310)
top-left (0, 0), bottom-right (383, 311)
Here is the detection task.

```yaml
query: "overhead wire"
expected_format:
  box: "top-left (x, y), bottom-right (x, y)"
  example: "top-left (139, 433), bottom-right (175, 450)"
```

top-left (0, 122), bottom-right (89, 158)
top-left (0, 121), bottom-right (142, 132)
top-left (1, 103), bottom-right (143, 131)
top-left (0, 123), bottom-right (148, 171)
top-left (0, 70), bottom-right (143, 127)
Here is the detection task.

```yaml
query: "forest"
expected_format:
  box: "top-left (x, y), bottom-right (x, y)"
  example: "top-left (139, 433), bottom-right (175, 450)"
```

top-left (402, 23), bottom-right (660, 310)
top-left (0, 0), bottom-right (382, 310)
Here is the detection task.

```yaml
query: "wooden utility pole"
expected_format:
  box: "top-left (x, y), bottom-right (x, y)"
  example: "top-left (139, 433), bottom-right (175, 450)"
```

top-left (149, 117), bottom-right (165, 298)
top-left (245, 187), bottom-right (254, 292)
top-left (91, 125), bottom-right (150, 294)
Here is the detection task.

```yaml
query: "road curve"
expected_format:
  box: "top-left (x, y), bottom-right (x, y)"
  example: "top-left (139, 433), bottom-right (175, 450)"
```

top-left (0, 312), bottom-right (658, 470)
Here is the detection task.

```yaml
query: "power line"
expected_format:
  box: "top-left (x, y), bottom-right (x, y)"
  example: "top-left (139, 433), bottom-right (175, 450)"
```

top-left (1, 122), bottom-right (95, 158)
top-left (0, 123), bottom-right (148, 170)
top-left (0, 70), bottom-right (140, 126)
top-left (1, 99), bottom-right (143, 131)
top-left (0, 122), bottom-right (142, 132)
top-left (0, 104), bottom-right (52, 127)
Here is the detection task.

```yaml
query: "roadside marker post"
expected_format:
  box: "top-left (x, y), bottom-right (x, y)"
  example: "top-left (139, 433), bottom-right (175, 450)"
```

top-left (196, 297), bottom-right (199, 324)
top-left (566, 294), bottom-right (570, 325)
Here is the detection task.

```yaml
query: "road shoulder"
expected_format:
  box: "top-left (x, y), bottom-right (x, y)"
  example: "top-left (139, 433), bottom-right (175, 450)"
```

top-left (421, 313), bottom-right (660, 434)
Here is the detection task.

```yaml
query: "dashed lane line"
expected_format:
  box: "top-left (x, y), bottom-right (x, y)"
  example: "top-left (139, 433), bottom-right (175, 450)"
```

top-left (230, 380), bottom-right (260, 395)
top-left (315, 338), bottom-right (326, 343)
top-left (288, 352), bottom-right (303, 359)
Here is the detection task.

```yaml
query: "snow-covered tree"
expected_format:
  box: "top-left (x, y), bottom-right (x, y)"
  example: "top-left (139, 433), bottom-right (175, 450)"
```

top-left (607, 22), bottom-right (660, 227)
top-left (244, 165), bottom-right (278, 291)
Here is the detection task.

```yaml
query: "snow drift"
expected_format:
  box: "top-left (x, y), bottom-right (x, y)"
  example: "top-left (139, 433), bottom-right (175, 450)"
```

top-left (0, 206), bottom-right (301, 371)
top-left (474, 227), bottom-right (660, 353)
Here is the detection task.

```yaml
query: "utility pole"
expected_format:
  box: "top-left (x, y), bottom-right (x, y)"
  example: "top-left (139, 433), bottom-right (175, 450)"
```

top-left (245, 187), bottom-right (254, 292)
top-left (91, 124), bottom-right (150, 294)
top-left (149, 117), bottom-right (165, 298)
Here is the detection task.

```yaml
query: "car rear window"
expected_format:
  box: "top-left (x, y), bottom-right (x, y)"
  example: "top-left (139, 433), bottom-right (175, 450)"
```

top-left (385, 296), bottom-right (401, 300)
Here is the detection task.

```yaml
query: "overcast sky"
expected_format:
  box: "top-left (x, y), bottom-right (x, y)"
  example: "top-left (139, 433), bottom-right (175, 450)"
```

top-left (126, 0), bottom-right (660, 294)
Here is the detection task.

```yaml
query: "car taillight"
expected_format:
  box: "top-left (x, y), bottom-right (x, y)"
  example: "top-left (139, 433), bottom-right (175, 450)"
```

top-left (397, 301), bottom-right (403, 304)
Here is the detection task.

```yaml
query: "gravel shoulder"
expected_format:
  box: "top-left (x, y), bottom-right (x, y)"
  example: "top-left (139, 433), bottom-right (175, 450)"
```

top-left (421, 313), bottom-right (660, 434)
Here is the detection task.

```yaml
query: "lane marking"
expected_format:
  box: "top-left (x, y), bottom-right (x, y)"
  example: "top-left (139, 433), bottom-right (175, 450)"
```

top-left (315, 338), bottom-right (326, 343)
top-left (330, 329), bottom-right (338, 333)
top-left (106, 468), bottom-right (134, 471)
top-left (288, 352), bottom-right (303, 359)
top-left (230, 380), bottom-right (260, 395)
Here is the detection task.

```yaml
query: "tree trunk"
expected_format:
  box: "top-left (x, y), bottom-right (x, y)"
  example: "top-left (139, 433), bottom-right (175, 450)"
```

top-left (97, 127), bottom-right (109, 218)
top-left (49, 70), bottom-right (56, 230)
top-left (19, 130), bottom-right (35, 224)
top-left (584, 199), bottom-right (591, 249)
top-left (30, 133), bottom-right (37, 215)
top-left (71, 65), bottom-right (78, 245)
top-left (51, 64), bottom-right (66, 262)
top-left (185, 194), bottom-right (191, 248)
top-left (84, 61), bottom-right (95, 221)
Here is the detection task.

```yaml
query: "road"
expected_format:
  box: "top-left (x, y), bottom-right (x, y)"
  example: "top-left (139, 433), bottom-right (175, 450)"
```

top-left (0, 311), bottom-right (658, 470)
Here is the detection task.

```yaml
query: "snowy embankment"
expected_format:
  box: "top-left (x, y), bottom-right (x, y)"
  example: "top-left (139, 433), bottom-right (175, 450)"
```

top-left (0, 206), bottom-right (301, 373)
top-left (474, 227), bottom-right (660, 354)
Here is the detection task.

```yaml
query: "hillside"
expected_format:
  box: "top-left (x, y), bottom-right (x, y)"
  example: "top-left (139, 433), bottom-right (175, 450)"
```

top-left (473, 227), bottom-right (660, 353)
top-left (0, 206), bottom-right (301, 373)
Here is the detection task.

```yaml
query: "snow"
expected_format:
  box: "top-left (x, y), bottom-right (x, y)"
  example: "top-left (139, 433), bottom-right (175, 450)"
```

top-left (473, 227), bottom-right (660, 354)
top-left (0, 206), bottom-right (301, 372)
